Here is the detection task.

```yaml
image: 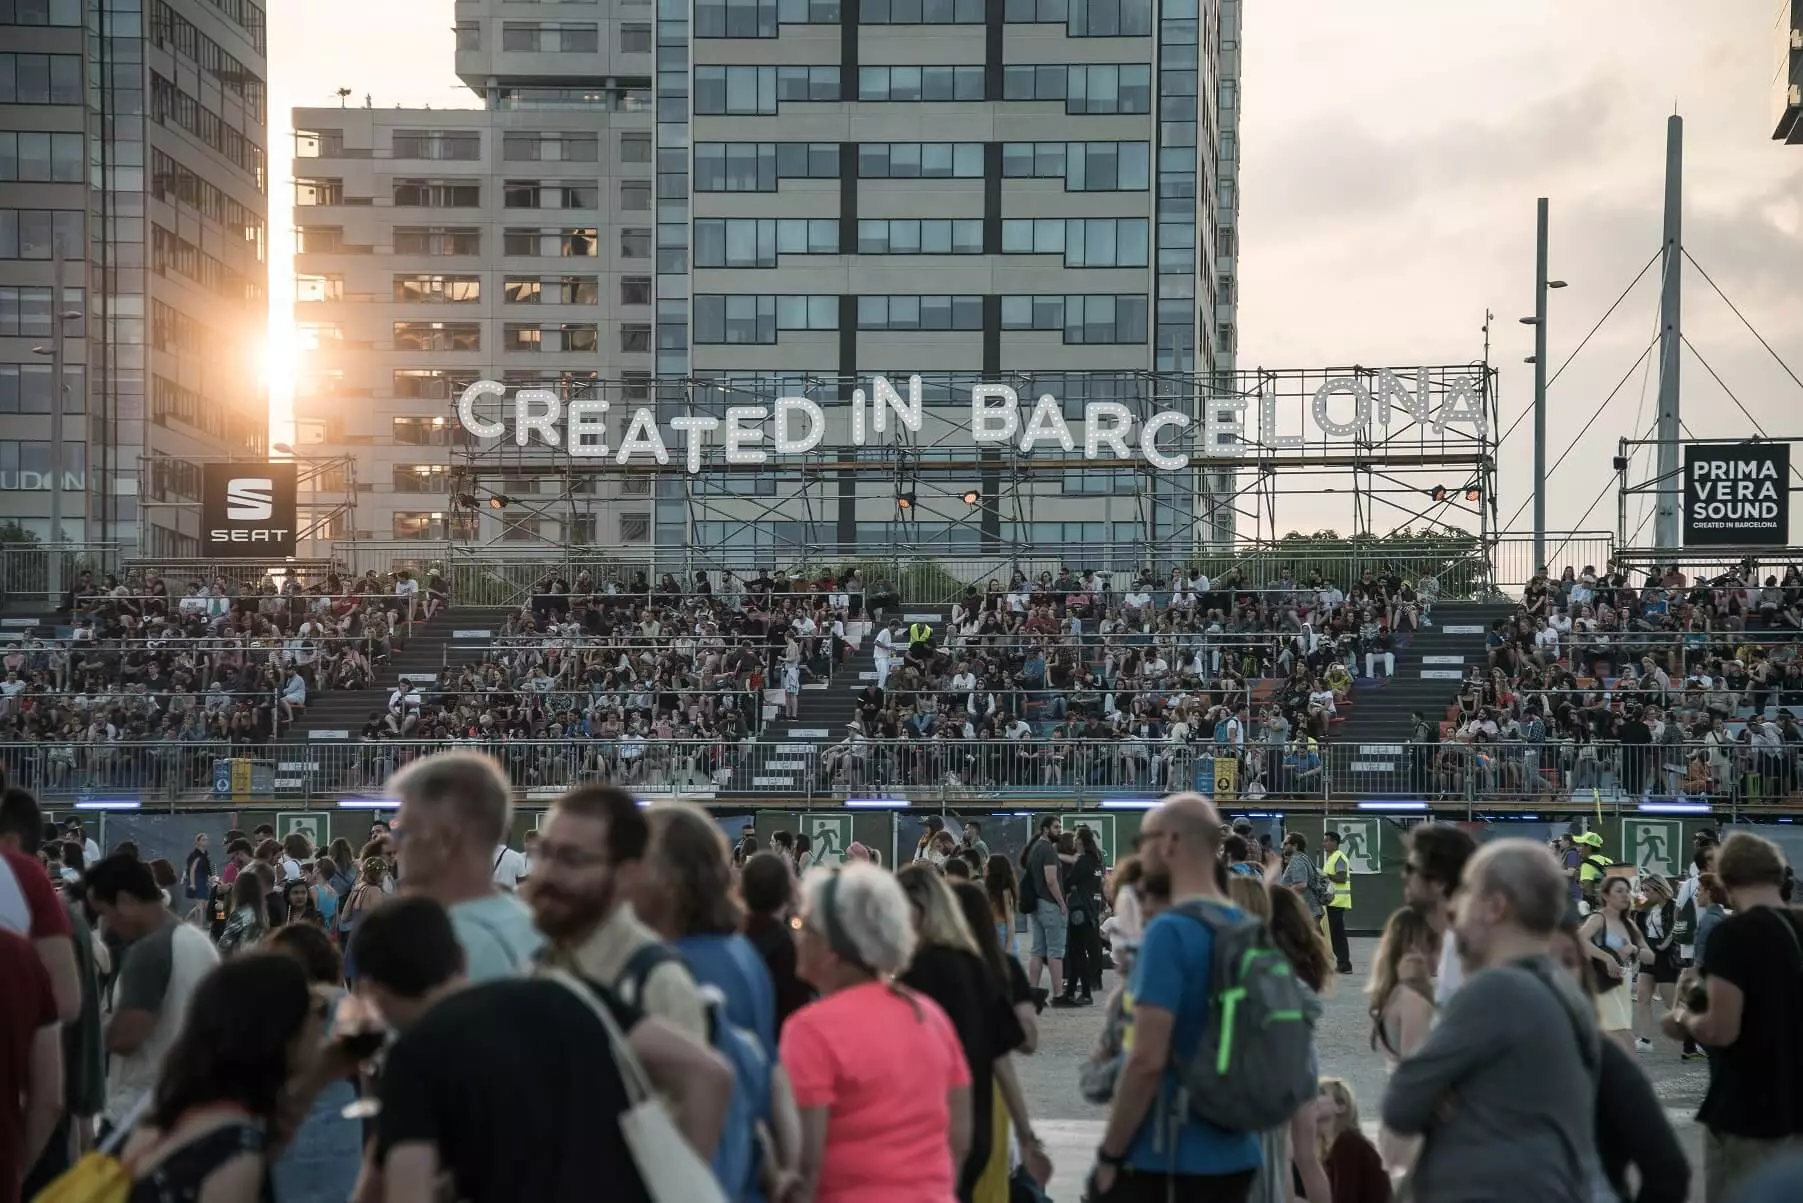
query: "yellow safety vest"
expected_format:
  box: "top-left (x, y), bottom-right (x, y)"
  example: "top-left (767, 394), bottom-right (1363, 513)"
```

top-left (909, 623), bottom-right (932, 644)
top-left (1325, 848), bottom-right (1352, 909)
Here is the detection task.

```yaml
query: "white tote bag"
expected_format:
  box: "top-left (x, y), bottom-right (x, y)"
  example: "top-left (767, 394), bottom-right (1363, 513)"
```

top-left (543, 968), bottom-right (728, 1203)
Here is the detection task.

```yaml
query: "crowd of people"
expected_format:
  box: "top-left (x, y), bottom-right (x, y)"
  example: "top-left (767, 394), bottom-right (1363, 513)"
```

top-left (1415, 561), bottom-right (1803, 804)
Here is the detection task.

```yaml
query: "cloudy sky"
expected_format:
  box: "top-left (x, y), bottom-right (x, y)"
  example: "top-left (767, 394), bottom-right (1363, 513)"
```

top-left (268, 0), bottom-right (1803, 551)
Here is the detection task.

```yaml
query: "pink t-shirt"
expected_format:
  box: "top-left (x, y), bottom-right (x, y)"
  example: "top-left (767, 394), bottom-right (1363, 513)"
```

top-left (780, 981), bottom-right (970, 1203)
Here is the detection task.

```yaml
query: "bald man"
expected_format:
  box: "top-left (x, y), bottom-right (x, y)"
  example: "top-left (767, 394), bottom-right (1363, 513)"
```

top-left (1091, 794), bottom-right (1261, 1202)
top-left (1383, 840), bottom-right (1601, 1203)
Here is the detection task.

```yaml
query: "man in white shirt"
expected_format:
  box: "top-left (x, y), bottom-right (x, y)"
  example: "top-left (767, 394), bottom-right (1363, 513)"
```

top-left (491, 841), bottom-right (528, 892)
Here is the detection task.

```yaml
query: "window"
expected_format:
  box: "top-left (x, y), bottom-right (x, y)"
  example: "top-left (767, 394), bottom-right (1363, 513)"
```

top-left (621, 277), bottom-right (652, 306)
top-left (149, 73), bottom-right (265, 186)
top-left (695, 218), bottom-right (838, 267)
top-left (621, 21), bottom-right (652, 51)
top-left (999, 294), bottom-right (1148, 343)
top-left (392, 370), bottom-right (473, 400)
top-left (391, 130), bottom-right (481, 160)
top-left (505, 279), bottom-right (541, 304)
top-left (0, 210), bottom-right (83, 260)
top-left (856, 143), bottom-right (983, 179)
top-left (392, 321), bottom-right (480, 352)
top-left (0, 363), bottom-right (82, 414)
top-left (504, 275), bottom-right (598, 305)
top-left (1001, 141), bottom-right (1151, 190)
top-left (694, 142), bottom-right (839, 191)
top-left (621, 228), bottom-right (651, 259)
top-left (694, 66), bottom-right (839, 114)
top-left (502, 132), bottom-right (600, 162)
top-left (693, 296), bottom-right (838, 344)
top-left (0, 440), bottom-right (83, 492)
top-left (504, 323), bottom-right (598, 352)
top-left (1067, 0), bottom-right (1151, 35)
top-left (0, 0), bottom-right (83, 25)
top-left (500, 21), bottom-right (600, 51)
top-left (696, 0), bottom-right (841, 33)
top-left (393, 416), bottom-right (475, 446)
top-left (620, 180), bottom-right (652, 211)
top-left (619, 514), bottom-right (650, 543)
top-left (503, 180), bottom-right (599, 208)
top-left (621, 324), bottom-right (652, 353)
top-left (620, 133), bottom-right (652, 163)
top-left (1001, 217), bottom-right (1148, 266)
top-left (859, 0), bottom-right (984, 21)
top-left (454, 20), bottom-right (478, 49)
top-left (393, 512), bottom-right (478, 541)
top-left (393, 465), bottom-right (450, 494)
top-left (0, 286), bottom-right (83, 337)
top-left (394, 226), bottom-right (481, 256)
top-left (394, 275), bottom-right (482, 303)
top-left (0, 53), bottom-right (84, 104)
top-left (0, 131), bottom-right (85, 182)
top-left (857, 65), bottom-right (985, 102)
top-left (856, 219), bottom-right (982, 255)
top-left (294, 178), bottom-right (342, 206)
top-left (1001, 63), bottom-right (1151, 113)
top-left (392, 179), bottom-right (480, 207)
top-left (856, 295), bottom-right (982, 331)
top-left (295, 273), bottom-right (342, 302)
top-left (503, 227), bottom-right (598, 257)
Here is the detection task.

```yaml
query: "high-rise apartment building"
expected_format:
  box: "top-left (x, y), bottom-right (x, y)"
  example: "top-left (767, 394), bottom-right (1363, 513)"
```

top-left (0, 0), bottom-right (270, 557)
top-left (296, 0), bottom-right (1238, 559)
top-left (1779, 0), bottom-right (1802, 145)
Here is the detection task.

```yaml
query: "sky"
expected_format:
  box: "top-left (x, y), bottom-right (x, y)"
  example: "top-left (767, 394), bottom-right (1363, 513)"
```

top-left (265, 0), bottom-right (1803, 549)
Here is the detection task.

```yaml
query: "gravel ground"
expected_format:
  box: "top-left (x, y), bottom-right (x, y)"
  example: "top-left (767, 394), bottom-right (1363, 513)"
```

top-left (1012, 936), bottom-right (1706, 1202)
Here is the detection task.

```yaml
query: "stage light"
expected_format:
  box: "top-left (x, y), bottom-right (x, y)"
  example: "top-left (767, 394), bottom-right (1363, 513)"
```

top-left (896, 491), bottom-right (917, 511)
top-left (1464, 487), bottom-right (1482, 502)
top-left (453, 492), bottom-right (479, 509)
top-left (1612, 456), bottom-right (1630, 472)
top-left (960, 489), bottom-right (980, 507)
top-left (1430, 485), bottom-right (1449, 502)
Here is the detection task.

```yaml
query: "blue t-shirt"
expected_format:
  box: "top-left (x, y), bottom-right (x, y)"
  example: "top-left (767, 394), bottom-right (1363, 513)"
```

top-left (1122, 905), bottom-right (1264, 1176)
top-left (677, 932), bottom-right (777, 1059)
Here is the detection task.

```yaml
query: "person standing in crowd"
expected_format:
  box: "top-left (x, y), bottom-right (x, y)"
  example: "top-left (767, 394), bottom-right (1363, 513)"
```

top-left (1321, 830), bottom-right (1354, 975)
top-left (1381, 840), bottom-right (1600, 1203)
top-left (739, 851), bottom-right (814, 1034)
top-left (915, 815), bottom-right (949, 864)
top-left (781, 863), bottom-right (973, 1203)
top-left (264, 926), bottom-right (363, 1203)
top-left (118, 955), bottom-right (318, 1203)
top-left (528, 784), bottom-right (709, 1042)
top-left (1249, 884), bottom-right (1331, 1203)
top-left (352, 896), bottom-right (732, 1203)
top-left (279, 833), bottom-right (310, 885)
top-left (1399, 823), bottom-right (1477, 1005)
top-left (386, 751), bottom-right (543, 980)
top-left (491, 835), bottom-right (527, 893)
top-left (960, 820), bottom-right (991, 864)
top-left (1020, 816), bottom-right (1069, 1009)
top-left (895, 864), bottom-right (1045, 1203)
top-left (1060, 827), bottom-right (1104, 1006)
top-left (1314, 1079), bottom-right (1390, 1203)
top-left (1663, 831), bottom-right (1803, 1201)
top-left (0, 927), bottom-right (60, 1203)
top-left (337, 857), bottom-right (388, 968)
top-left (1277, 832), bottom-right (1325, 930)
top-left (307, 858), bottom-right (340, 935)
top-left (985, 855), bottom-right (1019, 960)
top-left (281, 880), bottom-right (326, 933)
top-left (1632, 875), bottom-right (1680, 1051)
top-left (86, 854), bottom-right (220, 1132)
top-left (183, 833), bottom-right (212, 919)
top-left (215, 873), bottom-right (268, 958)
top-left (1580, 877), bottom-right (1651, 1053)
top-left (1365, 907), bottom-right (1436, 1178)
top-left (1090, 794), bottom-right (1262, 1202)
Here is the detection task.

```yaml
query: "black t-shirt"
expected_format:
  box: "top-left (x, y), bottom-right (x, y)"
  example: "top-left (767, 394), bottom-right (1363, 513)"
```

top-left (377, 977), bottom-right (651, 1203)
top-left (1696, 907), bottom-right (1803, 1138)
top-left (901, 944), bottom-right (1027, 1201)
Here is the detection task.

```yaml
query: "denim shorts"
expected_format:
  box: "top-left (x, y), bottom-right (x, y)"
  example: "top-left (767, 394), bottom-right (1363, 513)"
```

top-left (1027, 898), bottom-right (1068, 960)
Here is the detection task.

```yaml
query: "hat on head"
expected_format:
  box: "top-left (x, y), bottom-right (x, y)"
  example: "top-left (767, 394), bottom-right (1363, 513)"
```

top-left (1574, 831), bottom-right (1605, 848)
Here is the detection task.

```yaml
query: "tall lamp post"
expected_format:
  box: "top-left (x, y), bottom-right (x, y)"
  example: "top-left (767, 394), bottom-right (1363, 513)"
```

top-left (1518, 198), bottom-right (1567, 573)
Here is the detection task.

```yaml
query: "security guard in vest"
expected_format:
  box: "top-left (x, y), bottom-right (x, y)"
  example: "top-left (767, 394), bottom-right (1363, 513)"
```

top-left (1322, 829), bottom-right (1354, 974)
top-left (907, 620), bottom-right (933, 657)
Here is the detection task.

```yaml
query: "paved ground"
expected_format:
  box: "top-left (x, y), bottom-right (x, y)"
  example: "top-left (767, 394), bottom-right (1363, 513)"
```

top-left (1011, 937), bottom-right (1706, 1202)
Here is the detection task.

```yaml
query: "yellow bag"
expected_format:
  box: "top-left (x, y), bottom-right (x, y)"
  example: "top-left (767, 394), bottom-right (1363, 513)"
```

top-left (32, 1094), bottom-right (152, 1203)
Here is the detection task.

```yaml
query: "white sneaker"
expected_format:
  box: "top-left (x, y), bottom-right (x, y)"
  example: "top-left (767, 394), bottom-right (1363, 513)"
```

top-left (1635, 1037), bottom-right (1653, 1052)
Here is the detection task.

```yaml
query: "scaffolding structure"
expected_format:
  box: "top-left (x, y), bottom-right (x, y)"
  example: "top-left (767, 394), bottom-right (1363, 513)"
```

top-left (437, 363), bottom-right (1500, 582)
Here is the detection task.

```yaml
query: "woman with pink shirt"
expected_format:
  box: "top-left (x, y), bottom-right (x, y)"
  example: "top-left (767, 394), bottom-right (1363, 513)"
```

top-left (780, 863), bottom-right (973, 1203)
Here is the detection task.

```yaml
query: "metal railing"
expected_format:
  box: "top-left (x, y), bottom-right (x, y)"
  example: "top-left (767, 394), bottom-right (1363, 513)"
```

top-left (0, 542), bottom-right (123, 606)
top-left (7, 735), bottom-right (1796, 809)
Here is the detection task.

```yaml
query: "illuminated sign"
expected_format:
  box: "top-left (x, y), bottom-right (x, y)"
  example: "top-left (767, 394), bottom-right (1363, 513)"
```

top-left (454, 368), bottom-right (1489, 474)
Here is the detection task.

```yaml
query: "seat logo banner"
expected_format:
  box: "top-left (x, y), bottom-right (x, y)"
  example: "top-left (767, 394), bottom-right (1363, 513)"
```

top-left (203, 462), bottom-right (297, 557)
top-left (1683, 443), bottom-right (1790, 547)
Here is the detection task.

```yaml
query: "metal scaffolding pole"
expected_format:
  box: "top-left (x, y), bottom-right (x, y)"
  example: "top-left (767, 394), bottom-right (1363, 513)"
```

top-left (1654, 115), bottom-right (1684, 550)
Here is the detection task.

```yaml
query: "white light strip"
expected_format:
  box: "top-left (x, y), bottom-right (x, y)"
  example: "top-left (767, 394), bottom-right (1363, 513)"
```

top-left (1638, 801), bottom-right (1712, 815)
top-left (1100, 798), bottom-right (1160, 810)
top-left (336, 798), bottom-right (394, 810)
top-left (1356, 800), bottom-right (1430, 811)
top-left (843, 798), bottom-right (908, 809)
top-left (74, 799), bottom-right (141, 811)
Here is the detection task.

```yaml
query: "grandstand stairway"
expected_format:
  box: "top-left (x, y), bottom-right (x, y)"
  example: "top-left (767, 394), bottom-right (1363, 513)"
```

top-left (1329, 599), bottom-right (1517, 795)
top-left (286, 610), bottom-right (463, 741)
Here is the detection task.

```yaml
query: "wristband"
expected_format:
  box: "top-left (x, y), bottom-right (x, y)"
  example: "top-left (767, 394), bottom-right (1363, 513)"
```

top-left (1096, 1147), bottom-right (1125, 1168)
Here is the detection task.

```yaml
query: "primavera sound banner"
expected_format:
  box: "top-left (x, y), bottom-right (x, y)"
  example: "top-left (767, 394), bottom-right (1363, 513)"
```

top-left (1682, 443), bottom-right (1789, 547)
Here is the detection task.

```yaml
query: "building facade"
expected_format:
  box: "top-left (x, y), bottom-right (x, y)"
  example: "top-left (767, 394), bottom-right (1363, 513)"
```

top-left (1779, 0), bottom-right (1801, 145)
top-left (0, 0), bottom-right (270, 558)
top-left (295, 0), bottom-right (1239, 562)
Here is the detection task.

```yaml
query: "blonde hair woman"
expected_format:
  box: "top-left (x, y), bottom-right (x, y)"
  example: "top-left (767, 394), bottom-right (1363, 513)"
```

top-left (1579, 876), bottom-right (1652, 1051)
top-left (895, 864), bottom-right (1049, 1203)
top-left (1366, 907), bottom-right (1436, 1177)
top-left (1314, 1078), bottom-right (1389, 1203)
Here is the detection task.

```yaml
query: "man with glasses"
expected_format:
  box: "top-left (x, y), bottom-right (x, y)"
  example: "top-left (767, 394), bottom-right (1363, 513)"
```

top-left (1401, 822), bottom-right (1477, 1006)
top-left (1091, 794), bottom-right (1261, 1203)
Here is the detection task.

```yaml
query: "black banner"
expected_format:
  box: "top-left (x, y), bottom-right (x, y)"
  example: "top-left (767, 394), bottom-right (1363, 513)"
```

top-left (202, 462), bottom-right (298, 558)
top-left (1683, 443), bottom-right (1790, 547)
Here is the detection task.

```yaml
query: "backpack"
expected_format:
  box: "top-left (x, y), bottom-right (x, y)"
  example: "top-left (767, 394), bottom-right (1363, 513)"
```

top-left (1168, 900), bottom-right (1319, 1133)
top-left (622, 943), bottom-right (771, 1202)
top-left (1295, 852), bottom-right (1334, 908)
